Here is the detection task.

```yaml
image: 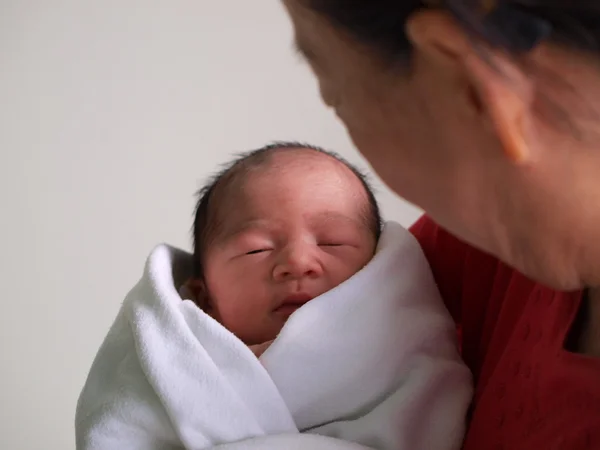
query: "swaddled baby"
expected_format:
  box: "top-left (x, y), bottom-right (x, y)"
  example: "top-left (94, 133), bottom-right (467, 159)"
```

top-left (181, 142), bottom-right (382, 356)
top-left (76, 142), bottom-right (472, 450)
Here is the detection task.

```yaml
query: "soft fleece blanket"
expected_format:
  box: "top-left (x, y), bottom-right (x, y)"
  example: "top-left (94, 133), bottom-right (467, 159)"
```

top-left (76, 221), bottom-right (472, 450)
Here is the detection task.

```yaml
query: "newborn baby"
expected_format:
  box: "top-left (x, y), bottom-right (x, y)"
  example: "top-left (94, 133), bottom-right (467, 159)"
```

top-left (76, 142), bottom-right (471, 450)
top-left (182, 142), bottom-right (381, 355)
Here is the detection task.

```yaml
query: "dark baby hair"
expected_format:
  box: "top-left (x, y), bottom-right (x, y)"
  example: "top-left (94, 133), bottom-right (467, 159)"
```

top-left (307, 0), bottom-right (600, 61)
top-left (192, 141), bottom-right (382, 277)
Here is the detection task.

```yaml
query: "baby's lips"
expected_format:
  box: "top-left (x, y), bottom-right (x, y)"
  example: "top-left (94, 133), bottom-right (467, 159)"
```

top-left (280, 292), bottom-right (313, 306)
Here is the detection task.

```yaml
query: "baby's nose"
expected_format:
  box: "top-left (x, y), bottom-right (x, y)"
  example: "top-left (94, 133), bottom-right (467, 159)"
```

top-left (273, 246), bottom-right (323, 281)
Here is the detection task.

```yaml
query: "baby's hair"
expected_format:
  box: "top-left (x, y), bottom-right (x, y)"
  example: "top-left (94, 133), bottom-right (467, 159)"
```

top-left (191, 141), bottom-right (382, 277)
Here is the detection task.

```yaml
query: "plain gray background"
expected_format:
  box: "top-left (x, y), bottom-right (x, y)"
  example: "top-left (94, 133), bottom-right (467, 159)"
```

top-left (0, 1), bottom-right (421, 448)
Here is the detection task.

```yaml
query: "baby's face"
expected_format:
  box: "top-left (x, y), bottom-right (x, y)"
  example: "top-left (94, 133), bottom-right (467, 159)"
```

top-left (199, 151), bottom-right (377, 345)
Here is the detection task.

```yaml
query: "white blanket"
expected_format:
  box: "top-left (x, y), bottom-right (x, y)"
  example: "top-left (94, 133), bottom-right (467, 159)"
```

top-left (76, 222), bottom-right (472, 450)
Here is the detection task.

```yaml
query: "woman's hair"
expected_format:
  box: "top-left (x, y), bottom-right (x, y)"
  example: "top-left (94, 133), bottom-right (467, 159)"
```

top-left (307, 1), bottom-right (600, 138)
top-left (307, 1), bottom-right (600, 61)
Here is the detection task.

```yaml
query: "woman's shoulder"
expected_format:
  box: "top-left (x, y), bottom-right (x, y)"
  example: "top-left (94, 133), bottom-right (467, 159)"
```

top-left (409, 215), bottom-right (476, 269)
top-left (409, 215), bottom-right (553, 369)
top-left (409, 214), bottom-right (527, 280)
top-left (410, 216), bottom-right (496, 319)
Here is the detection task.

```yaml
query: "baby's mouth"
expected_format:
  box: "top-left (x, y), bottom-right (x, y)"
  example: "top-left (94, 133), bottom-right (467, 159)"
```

top-left (273, 293), bottom-right (313, 317)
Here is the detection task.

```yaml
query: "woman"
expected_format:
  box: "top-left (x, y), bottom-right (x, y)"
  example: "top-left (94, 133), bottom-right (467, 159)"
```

top-left (281, 0), bottom-right (600, 449)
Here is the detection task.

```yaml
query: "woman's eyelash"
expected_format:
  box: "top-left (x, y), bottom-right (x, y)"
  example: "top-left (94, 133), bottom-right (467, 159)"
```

top-left (319, 243), bottom-right (344, 247)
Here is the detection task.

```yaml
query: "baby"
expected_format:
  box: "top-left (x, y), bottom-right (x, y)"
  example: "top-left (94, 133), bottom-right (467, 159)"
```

top-left (76, 142), bottom-right (471, 450)
top-left (182, 142), bottom-right (382, 355)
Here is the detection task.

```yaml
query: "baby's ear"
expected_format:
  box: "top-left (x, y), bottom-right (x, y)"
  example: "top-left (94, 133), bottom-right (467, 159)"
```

top-left (181, 278), bottom-right (212, 312)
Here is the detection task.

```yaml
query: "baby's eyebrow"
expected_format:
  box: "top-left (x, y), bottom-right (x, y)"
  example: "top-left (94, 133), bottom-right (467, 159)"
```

top-left (308, 211), bottom-right (362, 228)
top-left (218, 219), bottom-right (272, 243)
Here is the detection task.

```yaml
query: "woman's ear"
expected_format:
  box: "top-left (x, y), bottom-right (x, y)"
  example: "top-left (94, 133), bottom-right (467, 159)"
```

top-left (463, 48), bottom-right (535, 164)
top-left (407, 9), bottom-right (536, 164)
top-left (182, 278), bottom-right (213, 313)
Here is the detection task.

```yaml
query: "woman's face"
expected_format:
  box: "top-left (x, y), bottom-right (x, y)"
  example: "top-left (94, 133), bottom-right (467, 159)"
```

top-left (283, 2), bottom-right (505, 255)
top-left (281, 0), bottom-right (600, 290)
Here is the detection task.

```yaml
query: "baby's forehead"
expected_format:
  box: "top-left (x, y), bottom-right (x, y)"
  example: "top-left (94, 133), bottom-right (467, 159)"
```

top-left (234, 154), bottom-right (367, 205)
top-left (218, 155), bottom-right (364, 214)
top-left (246, 150), bottom-right (364, 188)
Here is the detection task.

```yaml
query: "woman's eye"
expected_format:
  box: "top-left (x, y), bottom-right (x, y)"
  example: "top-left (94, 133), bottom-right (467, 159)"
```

top-left (319, 243), bottom-right (344, 247)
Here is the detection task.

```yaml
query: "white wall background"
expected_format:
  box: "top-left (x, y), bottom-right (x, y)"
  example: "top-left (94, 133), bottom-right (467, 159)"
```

top-left (0, 1), bottom-right (421, 449)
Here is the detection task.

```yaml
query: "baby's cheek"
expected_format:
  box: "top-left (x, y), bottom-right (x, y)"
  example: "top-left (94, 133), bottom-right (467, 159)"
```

top-left (334, 259), bottom-right (365, 283)
top-left (216, 294), bottom-right (265, 330)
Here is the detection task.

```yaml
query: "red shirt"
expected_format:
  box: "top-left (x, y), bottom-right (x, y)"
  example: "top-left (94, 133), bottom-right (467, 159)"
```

top-left (410, 216), bottom-right (600, 450)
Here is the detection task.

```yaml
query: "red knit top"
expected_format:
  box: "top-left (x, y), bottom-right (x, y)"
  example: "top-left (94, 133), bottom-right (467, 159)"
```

top-left (410, 216), bottom-right (600, 450)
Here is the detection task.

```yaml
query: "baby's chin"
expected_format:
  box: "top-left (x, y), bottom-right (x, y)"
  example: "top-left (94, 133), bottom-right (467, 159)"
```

top-left (235, 302), bottom-right (314, 346)
top-left (240, 320), bottom-right (289, 347)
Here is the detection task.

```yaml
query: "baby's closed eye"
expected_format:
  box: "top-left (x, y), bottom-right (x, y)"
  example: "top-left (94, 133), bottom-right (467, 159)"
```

top-left (245, 248), bottom-right (272, 255)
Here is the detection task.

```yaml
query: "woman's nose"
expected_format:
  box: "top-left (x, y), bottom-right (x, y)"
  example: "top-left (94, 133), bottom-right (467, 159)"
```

top-left (272, 245), bottom-right (324, 281)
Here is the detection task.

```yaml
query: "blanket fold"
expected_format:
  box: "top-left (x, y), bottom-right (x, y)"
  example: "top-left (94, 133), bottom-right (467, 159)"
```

top-left (76, 222), bottom-right (472, 450)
